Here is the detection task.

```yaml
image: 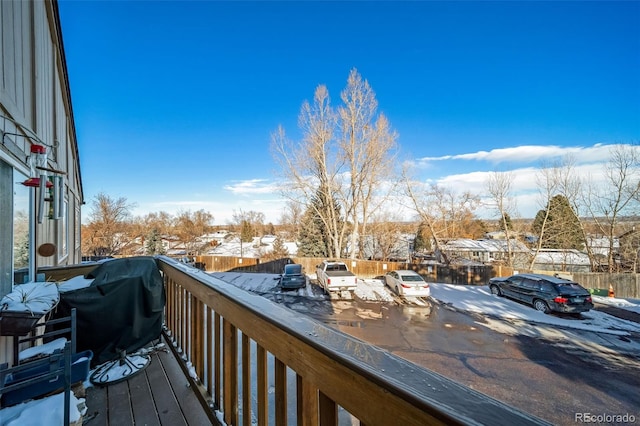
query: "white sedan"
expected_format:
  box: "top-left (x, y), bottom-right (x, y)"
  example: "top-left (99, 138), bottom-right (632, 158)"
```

top-left (384, 270), bottom-right (431, 297)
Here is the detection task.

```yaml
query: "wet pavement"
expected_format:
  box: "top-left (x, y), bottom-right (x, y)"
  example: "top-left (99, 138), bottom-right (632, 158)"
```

top-left (215, 273), bottom-right (640, 425)
top-left (267, 291), bottom-right (640, 425)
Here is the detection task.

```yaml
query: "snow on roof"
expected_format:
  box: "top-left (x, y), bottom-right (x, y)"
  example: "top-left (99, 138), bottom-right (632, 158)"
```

top-left (206, 238), bottom-right (298, 258)
top-left (533, 249), bottom-right (591, 265)
top-left (443, 238), bottom-right (529, 253)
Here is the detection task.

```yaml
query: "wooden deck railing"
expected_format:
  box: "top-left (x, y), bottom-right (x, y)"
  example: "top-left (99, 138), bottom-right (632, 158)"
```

top-left (156, 256), bottom-right (548, 426)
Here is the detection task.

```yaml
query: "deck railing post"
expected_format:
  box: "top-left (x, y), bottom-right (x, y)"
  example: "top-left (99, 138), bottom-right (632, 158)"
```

top-left (256, 344), bottom-right (268, 426)
top-left (214, 312), bottom-right (221, 409)
top-left (223, 318), bottom-right (238, 425)
top-left (242, 332), bottom-right (251, 426)
top-left (319, 391), bottom-right (338, 426)
top-left (297, 374), bottom-right (319, 426)
top-left (275, 358), bottom-right (287, 426)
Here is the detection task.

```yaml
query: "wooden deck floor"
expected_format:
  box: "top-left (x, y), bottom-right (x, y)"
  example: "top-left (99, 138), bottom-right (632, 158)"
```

top-left (83, 335), bottom-right (215, 426)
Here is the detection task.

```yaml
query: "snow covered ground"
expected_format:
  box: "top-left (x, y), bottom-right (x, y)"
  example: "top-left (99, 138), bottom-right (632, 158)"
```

top-left (427, 282), bottom-right (640, 336)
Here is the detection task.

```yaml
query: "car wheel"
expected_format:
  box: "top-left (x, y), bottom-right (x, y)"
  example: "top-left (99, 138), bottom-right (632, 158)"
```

top-left (489, 285), bottom-right (502, 296)
top-left (533, 299), bottom-right (550, 313)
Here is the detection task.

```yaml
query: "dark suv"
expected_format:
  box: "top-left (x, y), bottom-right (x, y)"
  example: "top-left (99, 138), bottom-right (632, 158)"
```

top-left (488, 273), bottom-right (594, 314)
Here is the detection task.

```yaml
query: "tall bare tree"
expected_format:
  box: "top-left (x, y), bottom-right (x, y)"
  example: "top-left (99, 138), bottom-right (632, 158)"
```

top-left (530, 157), bottom-right (588, 269)
top-left (337, 69), bottom-right (399, 258)
top-left (271, 85), bottom-right (343, 257)
top-left (486, 171), bottom-right (518, 266)
top-left (272, 71), bottom-right (396, 259)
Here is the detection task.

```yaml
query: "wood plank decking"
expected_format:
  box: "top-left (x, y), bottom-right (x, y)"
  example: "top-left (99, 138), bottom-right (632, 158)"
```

top-left (84, 335), bottom-right (215, 426)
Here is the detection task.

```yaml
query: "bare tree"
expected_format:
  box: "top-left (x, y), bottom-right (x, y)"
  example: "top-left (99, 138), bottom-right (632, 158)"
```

top-left (583, 144), bottom-right (640, 272)
top-left (172, 209), bottom-right (215, 255)
top-left (403, 174), bottom-right (480, 264)
top-left (271, 84), bottom-right (345, 258)
top-left (272, 70), bottom-right (398, 259)
top-left (486, 171), bottom-right (518, 267)
top-left (337, 69), bottom-right (399, 259)
top-left (530, 157), bottom-right (588, 269)
top-left (230, 209), bottom-right (266, 239)
top-left (364, 211), bottom-right (407, 261)
top-left (82, 193), bottom-right (135, 256)
top-left (278, 200), bottom-right (303, 240)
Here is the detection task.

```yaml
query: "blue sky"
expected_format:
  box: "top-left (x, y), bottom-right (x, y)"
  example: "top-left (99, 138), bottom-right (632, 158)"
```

top-left (57, 1), bottom-right (640, 225)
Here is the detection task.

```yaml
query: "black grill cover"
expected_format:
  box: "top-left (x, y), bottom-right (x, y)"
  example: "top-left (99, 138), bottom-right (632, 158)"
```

top-left (54, 256), bottom-right (165, 367)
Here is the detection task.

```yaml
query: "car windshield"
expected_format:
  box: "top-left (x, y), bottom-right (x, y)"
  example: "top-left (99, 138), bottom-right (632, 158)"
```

top-left (401, 275), bottom-right (424, 282)
top-left (284, 265), bottom-right (302, 275)
top-left (555, 282), bottom-right (581, 289)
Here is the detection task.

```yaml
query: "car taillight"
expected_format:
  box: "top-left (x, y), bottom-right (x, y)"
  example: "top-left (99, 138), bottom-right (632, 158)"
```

top-left (401, 283), bottom-right (412, 288)
top-left (586, 296), bottom-right (592, 303)
top-left (554, 296), bottom-right (569, 304)
top-left (327, 278), bottom-right (331, 285)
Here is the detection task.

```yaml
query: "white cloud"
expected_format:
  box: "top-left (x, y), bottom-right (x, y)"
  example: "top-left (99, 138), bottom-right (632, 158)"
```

top-left (416, 143), bottom-right (618, 166)
top-left (223, 179), bottom-right (279, 195)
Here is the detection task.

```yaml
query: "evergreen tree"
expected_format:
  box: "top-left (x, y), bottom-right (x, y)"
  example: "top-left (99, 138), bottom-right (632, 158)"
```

top-left (531, 194), bottom-right (584, 250)
top-left (501, 213), bottom-right (513, 232)
top-left (240, 220), bottom-right (254, 243)
top-left (297, 208), bottom-right (329, 257)
top-left (413, 222), bottom-right (432, 253)
top-left (264, 238), bottom-right (289, 261)
top-left (145, 228), bottom-right (165, 255)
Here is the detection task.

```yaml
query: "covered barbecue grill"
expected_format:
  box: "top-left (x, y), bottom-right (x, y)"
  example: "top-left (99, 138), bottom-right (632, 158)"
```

top-left (53, 256), bottom-right (165, 368)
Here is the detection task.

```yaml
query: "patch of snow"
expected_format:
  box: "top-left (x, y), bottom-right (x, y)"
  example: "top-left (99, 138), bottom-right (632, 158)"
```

top-left (0, 390), bottom-right (85, 425)
top-left (0, 282), bottom-right (59, 314)
top-left (93, 355), bottom-right (149, 383)
top-left (592, 295), bottom-right (640, 313)
top-left (57, 275), bottom-right (94, 293)
top-left (355, 279), bottom-right (395, 302)
top-left (19, 338), bottom-right (67, 361)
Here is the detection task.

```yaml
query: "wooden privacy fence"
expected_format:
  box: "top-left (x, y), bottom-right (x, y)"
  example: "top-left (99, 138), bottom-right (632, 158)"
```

top-left (158, 256), bottom-right (545, 426)
top-left (195, 255), bottom-right (640, 298)
top-left (195, 255), bottom-right (515, 285)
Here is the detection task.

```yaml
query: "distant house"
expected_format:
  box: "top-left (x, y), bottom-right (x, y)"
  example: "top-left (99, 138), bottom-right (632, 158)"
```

top-left (206, 236), bottom-right (298, 258)
top-left (200, 231), bottom-right (230, 245)
top-left (441, 238), bottom-right (531, 269)
top-left (531, 249), bottom-right (591, 273)
top-left (585, 234), bottom-right (620, 270)
top-left (359, 233), bottom-right (415, 261)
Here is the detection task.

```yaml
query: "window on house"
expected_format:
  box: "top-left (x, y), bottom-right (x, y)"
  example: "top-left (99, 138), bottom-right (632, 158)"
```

top-left (13, 170), bottom-right (30, 271)
top-left (0, 160), bottom-right (30, 296)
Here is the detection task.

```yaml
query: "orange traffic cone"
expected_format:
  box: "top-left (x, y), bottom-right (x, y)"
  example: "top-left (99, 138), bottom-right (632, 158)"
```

top-left (608, 284), bottom-right (615, 298)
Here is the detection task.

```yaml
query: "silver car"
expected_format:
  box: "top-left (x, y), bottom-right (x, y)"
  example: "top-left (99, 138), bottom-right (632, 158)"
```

top-left (384, 270), bottom-right (431, 297)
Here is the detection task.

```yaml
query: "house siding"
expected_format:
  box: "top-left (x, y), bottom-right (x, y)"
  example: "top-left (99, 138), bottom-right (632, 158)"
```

top-left (0, 0), bottom-right (83, 364)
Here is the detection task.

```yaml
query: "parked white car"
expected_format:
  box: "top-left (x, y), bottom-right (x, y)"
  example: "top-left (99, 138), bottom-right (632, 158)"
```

top-left (384, 270), bottom-right (431, 297)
